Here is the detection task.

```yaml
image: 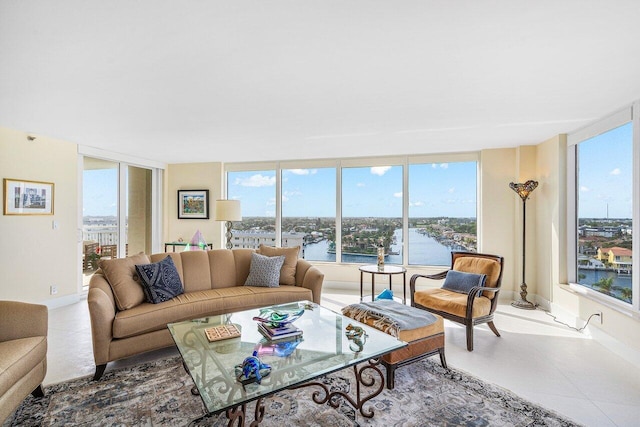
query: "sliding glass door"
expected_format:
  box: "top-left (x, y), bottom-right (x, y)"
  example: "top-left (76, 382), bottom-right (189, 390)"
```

top-left (82, 157), bottom-right (158, 288)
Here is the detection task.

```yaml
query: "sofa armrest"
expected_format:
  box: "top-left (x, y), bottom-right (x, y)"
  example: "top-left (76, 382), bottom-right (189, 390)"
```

top-left (87, 271), bottom-right (117, 365)
top-left (295, 260), bottom-right (324, 304)
top-left (0, 300), bottom-right (48, 342)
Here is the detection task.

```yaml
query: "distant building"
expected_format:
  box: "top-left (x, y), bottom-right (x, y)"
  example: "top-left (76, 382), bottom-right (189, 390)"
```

top-left (596, 247), bottom-right (632, 273)
top-left (231, 230), bottom-right (305, 250)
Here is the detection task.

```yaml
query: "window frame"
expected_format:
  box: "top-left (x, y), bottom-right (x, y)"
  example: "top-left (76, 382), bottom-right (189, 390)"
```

top-left (566, 103), bottom-right (639, 311)
top-left (224, 153), bottom-right (479, 267)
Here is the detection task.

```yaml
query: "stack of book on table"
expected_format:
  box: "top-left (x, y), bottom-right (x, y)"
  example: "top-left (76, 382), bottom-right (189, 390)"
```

top-left (257, 322), bottom-right (303, 342)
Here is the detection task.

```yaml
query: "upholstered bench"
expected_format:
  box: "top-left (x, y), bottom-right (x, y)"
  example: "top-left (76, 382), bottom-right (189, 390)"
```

top-left (342, 299), bottom-right (447, 389)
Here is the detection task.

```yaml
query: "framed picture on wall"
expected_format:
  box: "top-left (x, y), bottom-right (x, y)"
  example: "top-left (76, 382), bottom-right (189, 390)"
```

top-left (178, 189), bottom-right (209, 219)
top-left (3, 178), bottom-right (55, 215)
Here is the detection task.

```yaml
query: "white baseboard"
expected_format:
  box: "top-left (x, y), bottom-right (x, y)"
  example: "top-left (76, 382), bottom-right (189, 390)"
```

top-left (41, 293), bottom-right (81, 310)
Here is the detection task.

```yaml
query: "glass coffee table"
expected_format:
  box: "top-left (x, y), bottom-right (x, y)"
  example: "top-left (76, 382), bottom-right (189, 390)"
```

top-left (168, 301), bottom-right (406, 425)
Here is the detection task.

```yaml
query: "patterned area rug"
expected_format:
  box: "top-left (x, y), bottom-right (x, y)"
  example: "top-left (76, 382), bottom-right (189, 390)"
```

top-left (6, 356), bottom-right (581, 426)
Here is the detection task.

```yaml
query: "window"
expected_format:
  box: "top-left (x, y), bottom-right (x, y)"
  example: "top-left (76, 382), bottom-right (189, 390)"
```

top-left (80, 152), bottom-right (162, 290)
top-left (282, 167), bottom-right (336, 261)
top-left (225, 155), bottom-right (479, 267)
top-left (408, 161), bottom-right (477, 266)
top-left (341, 165), bottom-right (403, 264)
top-left (568, 106), bottom-right (637, 308)
top-left (227, 169), bottom-right (276, 249)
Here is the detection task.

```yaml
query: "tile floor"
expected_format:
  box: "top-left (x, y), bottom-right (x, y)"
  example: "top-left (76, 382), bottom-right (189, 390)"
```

top-left (45, 284), bottom-right (640, 427)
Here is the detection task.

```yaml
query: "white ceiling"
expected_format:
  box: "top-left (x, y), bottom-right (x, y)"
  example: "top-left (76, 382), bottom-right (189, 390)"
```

top-left (2, 1), bottom-right (640, 164)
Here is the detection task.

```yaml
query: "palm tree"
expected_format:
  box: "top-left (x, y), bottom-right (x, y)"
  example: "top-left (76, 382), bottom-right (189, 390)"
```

top-left (593, 276), bottom-right (615, 296)
top-left (620, 287), bottom-right (633, 303)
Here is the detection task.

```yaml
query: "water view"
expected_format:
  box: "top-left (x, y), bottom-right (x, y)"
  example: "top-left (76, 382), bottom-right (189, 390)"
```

top-left (303, 228), bottom-right (459, 266)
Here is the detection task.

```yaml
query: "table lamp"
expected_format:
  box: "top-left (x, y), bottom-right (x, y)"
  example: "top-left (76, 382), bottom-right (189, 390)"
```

top-left (215, 200), bottom-right (242, 249)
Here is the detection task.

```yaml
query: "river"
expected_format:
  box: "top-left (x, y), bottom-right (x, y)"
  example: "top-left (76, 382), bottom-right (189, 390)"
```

top-left (302, 228), bottom-right (462, 266)
top-left (577, 269), bottom-right (632, 293)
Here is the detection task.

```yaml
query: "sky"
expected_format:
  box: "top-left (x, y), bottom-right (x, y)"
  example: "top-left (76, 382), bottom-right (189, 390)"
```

top-left (83, 168), bottom-right (117, 216)
top-left (578, 122), bottom-right (633, 219)
top-left (82, 125), bottom-right (632, 220)
top-left (227, 162), bottom-right (477, 218)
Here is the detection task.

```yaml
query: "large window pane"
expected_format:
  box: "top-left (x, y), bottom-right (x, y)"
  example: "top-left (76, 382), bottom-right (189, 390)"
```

top-left (576, 122), bottom-right (633, 303)
top-left (82, 159), bottom-right (118, 280)
top-left (227, 170), bottom-right (276, 249)
top-left (341, 166), bottom-right (403, 263)
top-left (408, 162), bottom-right (477, 266)
top-left (282, 168), bottom-right (336, 261)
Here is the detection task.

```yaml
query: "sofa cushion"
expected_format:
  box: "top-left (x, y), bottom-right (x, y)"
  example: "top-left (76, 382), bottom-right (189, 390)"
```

top-left (244, 253), bottom-right (285, 288)
top-left (0, 336), bottom-right (47, 397)
top-left (441, 270), bottom-right (486, 295)
top-left (257, 245), bottom-right (300, 286)
top-left (135, 256), bottom-right (184, 304)
top-left (99, 252), bottom-right (150, 310)
top-left (111, 285), bottom-right (314, 339)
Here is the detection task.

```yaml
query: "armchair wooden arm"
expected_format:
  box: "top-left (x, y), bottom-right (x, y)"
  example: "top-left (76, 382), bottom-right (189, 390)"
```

top-left (409, 251), bottom-right (504, 351)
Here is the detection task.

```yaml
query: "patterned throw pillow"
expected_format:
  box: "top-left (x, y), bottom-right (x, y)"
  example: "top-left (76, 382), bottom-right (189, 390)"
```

top-left (442, 270), bottom-right (487, 295)
top-left (244, 253), bottom-right (285, 288)
top-left (135, 256), bottom-right (184, 304)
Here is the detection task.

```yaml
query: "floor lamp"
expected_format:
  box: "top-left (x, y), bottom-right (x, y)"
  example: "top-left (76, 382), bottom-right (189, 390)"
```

top-left (215, 200), bottom-right (242, 250)
top-left (509, 180), bottom-right (538, 310)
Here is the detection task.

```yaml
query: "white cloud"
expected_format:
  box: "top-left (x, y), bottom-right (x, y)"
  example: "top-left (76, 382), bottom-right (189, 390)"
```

top-left (580, 186), bottom-right (590, 192)
top-left (410, 201), bottom-right (425, 207)
top-left (357, 182), bottom-right (366, 187)
top-left (448, 187), bottom-right (455, 193)
top-left (370, 166), bottom-right (391, 176)
top-left (610, 168), bottom-right (621, 175)
top-left (393, 192), bottom-right (402, 198)
top-left (431, 163), bottom-right (449, 169)
top-left (282, 190), bottom-right (302, 203)
top-left (289, 169), bottom-right (310, 175)
top-left (234, 174), bottom-right (276, 187)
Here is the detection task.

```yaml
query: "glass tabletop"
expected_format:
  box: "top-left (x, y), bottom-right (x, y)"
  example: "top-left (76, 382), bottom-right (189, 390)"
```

top-left (359, 264), bottom-right (407, 274)
top-left (167, 301), bottom-right (406, 415)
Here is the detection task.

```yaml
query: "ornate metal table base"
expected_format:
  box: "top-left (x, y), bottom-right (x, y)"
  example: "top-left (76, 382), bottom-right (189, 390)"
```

top-left (291, 360), bottom-right (384, 418)
top-left (189, 398), bottom-right (265, 427)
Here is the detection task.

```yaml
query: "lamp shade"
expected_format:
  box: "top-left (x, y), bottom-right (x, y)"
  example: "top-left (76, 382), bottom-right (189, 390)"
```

top-left (214, 199), bottom-right (242, 222)
top-left (509, 180), bottom-right (538, 201)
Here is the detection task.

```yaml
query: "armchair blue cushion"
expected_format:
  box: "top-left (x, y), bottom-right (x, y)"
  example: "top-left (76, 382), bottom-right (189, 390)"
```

top-left (441, 270), bottom-right (486, 295)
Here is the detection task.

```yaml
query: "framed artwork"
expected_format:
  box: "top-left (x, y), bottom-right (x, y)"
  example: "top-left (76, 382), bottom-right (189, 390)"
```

top-left (3, 178), bottom-right (54, 215)
top-left (178, 189), bottom-right (209, 219)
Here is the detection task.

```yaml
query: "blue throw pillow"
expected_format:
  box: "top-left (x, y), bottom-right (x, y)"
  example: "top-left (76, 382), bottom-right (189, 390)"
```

top-left (245, 253), bottom-right (285, 288)
top-left (135, 256), bottom-right (184, 304)
top-left (442, 270), bottom-right (487, 295)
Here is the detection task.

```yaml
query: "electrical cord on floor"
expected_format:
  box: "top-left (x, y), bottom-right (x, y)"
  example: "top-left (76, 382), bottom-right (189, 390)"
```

top-left (536, 306), bottom-right (601, 332)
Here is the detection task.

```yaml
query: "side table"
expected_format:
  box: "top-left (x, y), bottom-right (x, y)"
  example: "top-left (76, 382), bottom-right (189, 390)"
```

top-left (359, 264), bottom-right (407, 305)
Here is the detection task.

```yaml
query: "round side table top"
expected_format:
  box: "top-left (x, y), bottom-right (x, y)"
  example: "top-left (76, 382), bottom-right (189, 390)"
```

top-left (359, 264), bottom-right (406, 274)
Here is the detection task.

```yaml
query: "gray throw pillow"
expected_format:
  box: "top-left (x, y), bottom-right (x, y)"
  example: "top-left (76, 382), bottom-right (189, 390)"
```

top-left (135, 256), bottom-right (184, 304)
top-left (244, 253), bottom-right (285, 288)
top-left (442, 270), bottom-right (487, 295)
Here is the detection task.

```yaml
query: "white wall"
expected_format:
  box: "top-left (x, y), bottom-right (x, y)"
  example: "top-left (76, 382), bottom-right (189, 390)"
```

top-left (0, 127), bottom-right (78, 305)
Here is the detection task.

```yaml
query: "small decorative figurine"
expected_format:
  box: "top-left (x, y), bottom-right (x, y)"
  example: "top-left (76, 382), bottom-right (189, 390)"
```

top-left (346, 323), bottom-right (368, 353)
top-left (235, 351), bottom-right (271, 385)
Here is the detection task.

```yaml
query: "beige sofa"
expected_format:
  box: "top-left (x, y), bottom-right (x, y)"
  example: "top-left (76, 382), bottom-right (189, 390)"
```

top-left (0, 301), bottom-right (48, 423)
top-left (88, 248), bottom-right (324, 380)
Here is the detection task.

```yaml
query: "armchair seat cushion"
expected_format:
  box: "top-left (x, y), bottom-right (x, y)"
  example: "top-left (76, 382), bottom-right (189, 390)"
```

top-left (0, 336), bottom-right (47, 397)
top-left (413, 288), bottom-right (491, 318)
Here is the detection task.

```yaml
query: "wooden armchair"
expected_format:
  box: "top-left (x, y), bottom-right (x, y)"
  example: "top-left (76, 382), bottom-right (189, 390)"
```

top-left (410, 251), bottom-right (504, 351)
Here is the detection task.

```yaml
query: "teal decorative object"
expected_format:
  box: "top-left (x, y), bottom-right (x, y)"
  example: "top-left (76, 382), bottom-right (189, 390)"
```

top-left (252, 307), bottom-right (304, 328)
top-left (375, 289), bottom-right (394, 300)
